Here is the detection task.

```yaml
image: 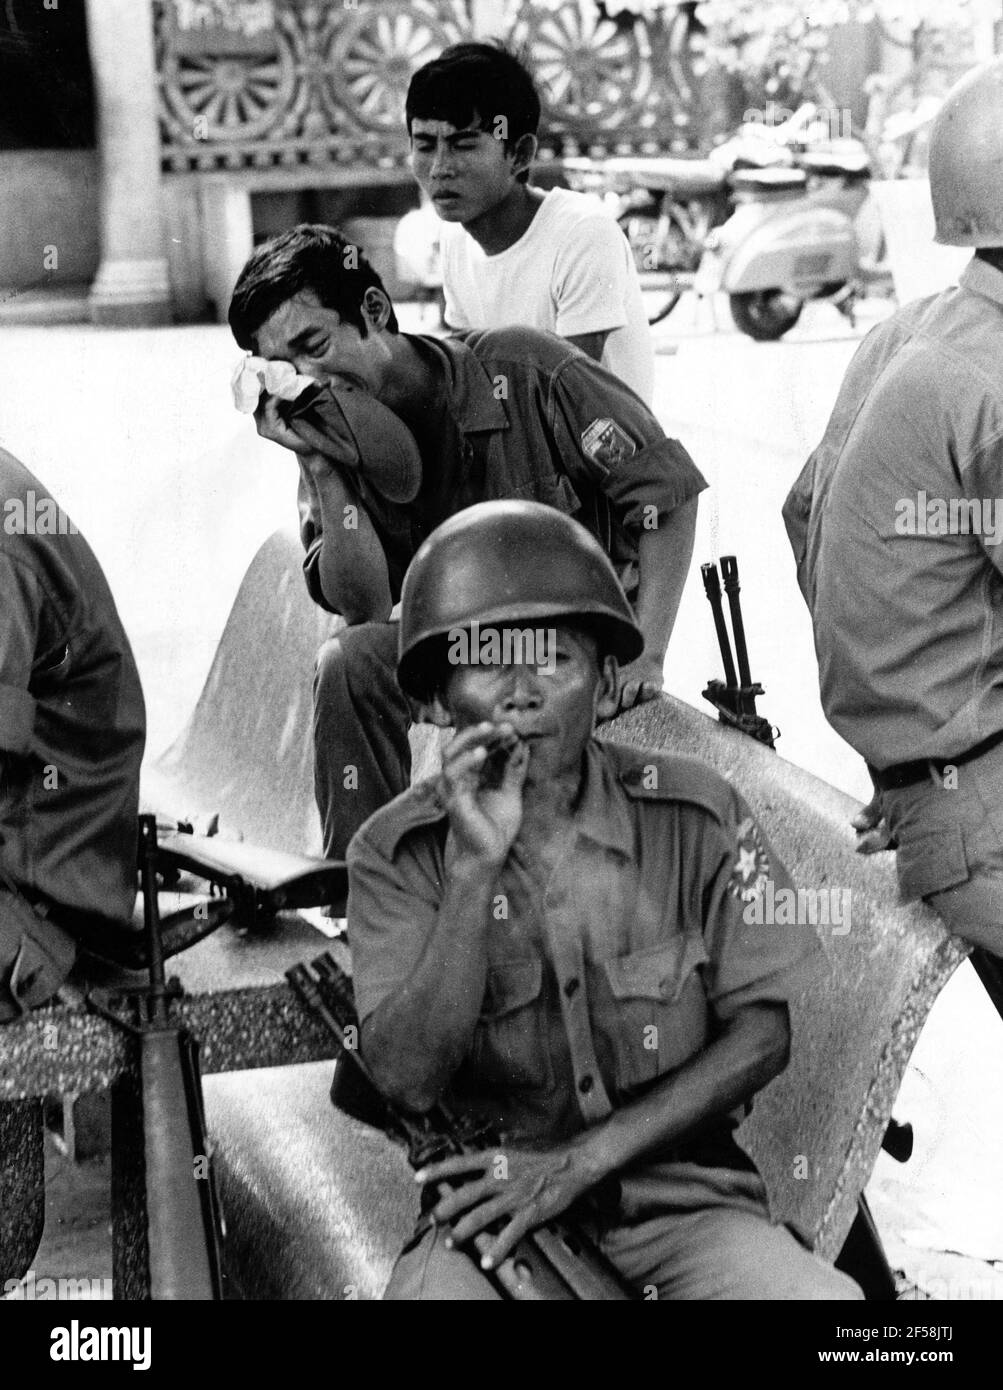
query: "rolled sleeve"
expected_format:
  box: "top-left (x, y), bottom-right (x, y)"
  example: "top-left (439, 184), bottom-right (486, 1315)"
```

top-left (345, 821), bottom-right (443, 1024)
top-left (701, 792), bottom-right (827, 1024)
top-left (549, 355), bottom-right (707, 531)
top-left (0, 553), bottom-right (41, 754)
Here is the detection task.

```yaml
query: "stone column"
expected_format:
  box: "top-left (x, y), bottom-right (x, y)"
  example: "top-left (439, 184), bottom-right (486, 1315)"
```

top-left (200, 181), bottom-right (254, 324)
top-left (85, 0), bottom-right (171, 325)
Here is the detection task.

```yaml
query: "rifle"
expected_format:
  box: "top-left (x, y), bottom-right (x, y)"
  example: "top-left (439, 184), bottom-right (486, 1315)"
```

top-left (88, 815), bottom-right (226, 1299)
top-left (83, 817), bottom-right (349, 1298)
top-left (287, 952), bottom-right (636, 1301)
top-left (700, 556), bottom-right (777, 749)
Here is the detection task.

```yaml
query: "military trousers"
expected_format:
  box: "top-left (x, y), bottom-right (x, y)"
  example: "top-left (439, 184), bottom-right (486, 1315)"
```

top-left (312, 622), bottom-right (414, 861)
top-left (881, 736), bottom-right (1003, 956)
top-left (0, 890), bottom-right (63, 1286)
top-left (0, 886), bottom-right (76, 1023)
top-left (383, 1166), bottom-right (863, 1301)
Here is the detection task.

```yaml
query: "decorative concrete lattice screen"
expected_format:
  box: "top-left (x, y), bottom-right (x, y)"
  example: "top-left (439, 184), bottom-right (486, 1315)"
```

top-left (154, 0), bottom-right (712, 174)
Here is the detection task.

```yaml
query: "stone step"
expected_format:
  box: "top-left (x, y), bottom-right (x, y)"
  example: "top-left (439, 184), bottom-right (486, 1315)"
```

top-left (0, 284), bottom-right (91, 325)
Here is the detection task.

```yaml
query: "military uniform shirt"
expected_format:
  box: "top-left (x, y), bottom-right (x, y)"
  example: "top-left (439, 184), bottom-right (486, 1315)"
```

top-left (347, 738), bottom-right (824, 1158)
top-left (0, 450), bottom-right (146, 926)
top-left (783, 257), bottom-right (1003, 768)
top-left (299, 326), bottom-right (706, 608)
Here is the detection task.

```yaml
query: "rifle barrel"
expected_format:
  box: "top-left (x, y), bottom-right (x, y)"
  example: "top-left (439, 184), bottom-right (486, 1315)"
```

top-left (720, 555), bottom-right (753, 689)
top-left (700, 562), bottom-right (738, 689)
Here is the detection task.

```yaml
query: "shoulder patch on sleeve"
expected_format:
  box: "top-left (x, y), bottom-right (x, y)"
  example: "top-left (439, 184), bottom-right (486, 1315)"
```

top-left (728, 816), bottom-right (772, 904)
top-left (581, 418), bottom-right (636, 474)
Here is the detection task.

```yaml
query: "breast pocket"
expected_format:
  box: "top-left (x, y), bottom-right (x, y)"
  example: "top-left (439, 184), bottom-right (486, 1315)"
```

top-left (469, 958), bottom-right (551, 1091)
top-left (600, 935), bottom-right (710, 1091)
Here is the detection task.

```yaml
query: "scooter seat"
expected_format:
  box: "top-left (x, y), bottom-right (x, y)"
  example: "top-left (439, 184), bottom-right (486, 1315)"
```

top-left (567, 155), bottom-right (728, 197)
top-left (617, 156), bottom-right (728, 196)
top-left (730, 166), bottom-right (808, 194)
top-left (800, 149), bottom-right (871, 180)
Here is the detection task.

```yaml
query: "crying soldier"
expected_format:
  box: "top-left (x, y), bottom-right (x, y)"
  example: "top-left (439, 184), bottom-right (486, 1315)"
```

top-left (346, 500), bottom-right (862, 1300)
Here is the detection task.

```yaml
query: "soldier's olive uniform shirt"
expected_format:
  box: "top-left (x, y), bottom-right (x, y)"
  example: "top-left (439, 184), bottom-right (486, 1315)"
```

top-left (348, 739), bottom-right (824, 1186)
top-left (299, 326), bottom-right (706, 610)
top-left (0, 450), bottom-right (146, 933)
top-left (783, 257), bottom-right (1003, 769)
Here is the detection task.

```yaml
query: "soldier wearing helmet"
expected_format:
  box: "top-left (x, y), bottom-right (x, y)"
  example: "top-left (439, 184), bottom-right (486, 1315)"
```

top-left (348, 501), bottom-right (861, 1300)
top-left (783, 56), bottom-right (1003, 976)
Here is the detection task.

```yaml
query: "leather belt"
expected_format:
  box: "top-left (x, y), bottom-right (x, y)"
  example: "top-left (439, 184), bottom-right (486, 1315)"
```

top-left (869, 727), bottom-right (1003, 792)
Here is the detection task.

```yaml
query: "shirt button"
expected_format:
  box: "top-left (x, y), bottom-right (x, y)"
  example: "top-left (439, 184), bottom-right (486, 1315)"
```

top-left (564, 977), bottom-right (580, 998)
top-left (578, 1074), bottom-right (594, 1095)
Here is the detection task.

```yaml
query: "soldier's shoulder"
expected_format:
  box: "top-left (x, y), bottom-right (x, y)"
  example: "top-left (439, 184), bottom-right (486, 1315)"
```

top-left (347, 778), bottom-right (446, 864)
top-left (603, 740), bottom-right (738, 824)
top-left (458, 324), bottom-right (578, 374)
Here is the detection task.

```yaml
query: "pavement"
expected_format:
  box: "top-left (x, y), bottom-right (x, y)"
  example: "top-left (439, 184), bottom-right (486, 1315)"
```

top-left (2, 292), bottom-right (1001, 1300)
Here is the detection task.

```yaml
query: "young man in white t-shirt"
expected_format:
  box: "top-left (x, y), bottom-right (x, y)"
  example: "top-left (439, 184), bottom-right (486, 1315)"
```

top-left (405, 43), bottom-right (655, 404)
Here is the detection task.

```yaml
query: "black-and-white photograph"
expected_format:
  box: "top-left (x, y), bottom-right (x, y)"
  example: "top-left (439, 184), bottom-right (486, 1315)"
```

top-left (1, 0), bottom-right (999, 1355)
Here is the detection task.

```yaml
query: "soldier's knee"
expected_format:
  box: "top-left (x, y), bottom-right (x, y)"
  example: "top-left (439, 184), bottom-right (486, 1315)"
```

top-left (314, 624), bottom-right (392, 703)
top-left (314, 634), bottom-right (348, 703)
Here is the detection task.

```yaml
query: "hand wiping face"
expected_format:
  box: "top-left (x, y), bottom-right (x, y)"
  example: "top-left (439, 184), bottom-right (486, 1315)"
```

top-left (231, 355), bottom-right (319, 414)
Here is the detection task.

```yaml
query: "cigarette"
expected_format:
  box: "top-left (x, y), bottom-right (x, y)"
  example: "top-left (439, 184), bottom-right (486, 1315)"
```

top-left (486, 729), bottom-right (521, 754)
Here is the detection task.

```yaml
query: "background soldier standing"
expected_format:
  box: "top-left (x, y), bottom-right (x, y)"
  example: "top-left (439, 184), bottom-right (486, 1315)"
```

top-left (784, 57), bottom-right (1003, 965)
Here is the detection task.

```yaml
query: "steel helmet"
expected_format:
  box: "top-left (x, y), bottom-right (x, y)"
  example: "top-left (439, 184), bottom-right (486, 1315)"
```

top-left (397, 500), bottom-right (644, 700)
top-left (929, 57), bottom-right (1003, 247)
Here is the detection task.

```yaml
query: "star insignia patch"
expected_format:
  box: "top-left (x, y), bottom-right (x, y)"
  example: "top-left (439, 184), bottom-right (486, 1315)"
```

top-left (729, 817), bottom-right (771, 903)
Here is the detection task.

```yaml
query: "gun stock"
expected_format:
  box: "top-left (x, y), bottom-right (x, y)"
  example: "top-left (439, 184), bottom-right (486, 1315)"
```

top-left (88, 818), bottom-right (225, 1299)
top-left (287, 953), bottom-right (635, 1301)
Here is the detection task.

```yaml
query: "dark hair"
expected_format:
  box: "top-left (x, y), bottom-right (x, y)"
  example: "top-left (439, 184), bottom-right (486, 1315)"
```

top-left (406, 42), bottom-right (541, 183)
top-left (227, 223), bottom-right (399, 350)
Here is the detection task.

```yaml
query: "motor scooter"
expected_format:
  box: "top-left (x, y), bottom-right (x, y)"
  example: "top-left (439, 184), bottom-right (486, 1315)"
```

top-left (564, 153), bottom-right (734, 324)
top-left (696, 125), bottom-right (892, 340)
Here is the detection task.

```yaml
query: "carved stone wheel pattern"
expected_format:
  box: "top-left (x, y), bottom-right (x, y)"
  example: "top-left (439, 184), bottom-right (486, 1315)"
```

top-left (159, 22), bottom-right (302, 142)
top-left (511, 1), bottom-right (648, 129)
top-left (324, 4), bottom-right (463, 132)
top-left (658, 7), bottom-right (702, 112)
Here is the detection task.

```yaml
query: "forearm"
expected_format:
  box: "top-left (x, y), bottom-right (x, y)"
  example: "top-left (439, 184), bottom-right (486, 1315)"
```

top-left (361, 855), bottom-right (500, 1112)
top-left (633, 496), bottom-right (697, 659)
top-left (305, 457), bottom-right (392, 623)
top-left (576, 1003), bottom-right (790, 1184)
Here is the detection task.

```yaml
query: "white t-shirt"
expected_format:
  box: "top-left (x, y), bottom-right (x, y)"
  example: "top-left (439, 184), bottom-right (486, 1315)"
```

top-left (439, 187), bottom-right (654, 404)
